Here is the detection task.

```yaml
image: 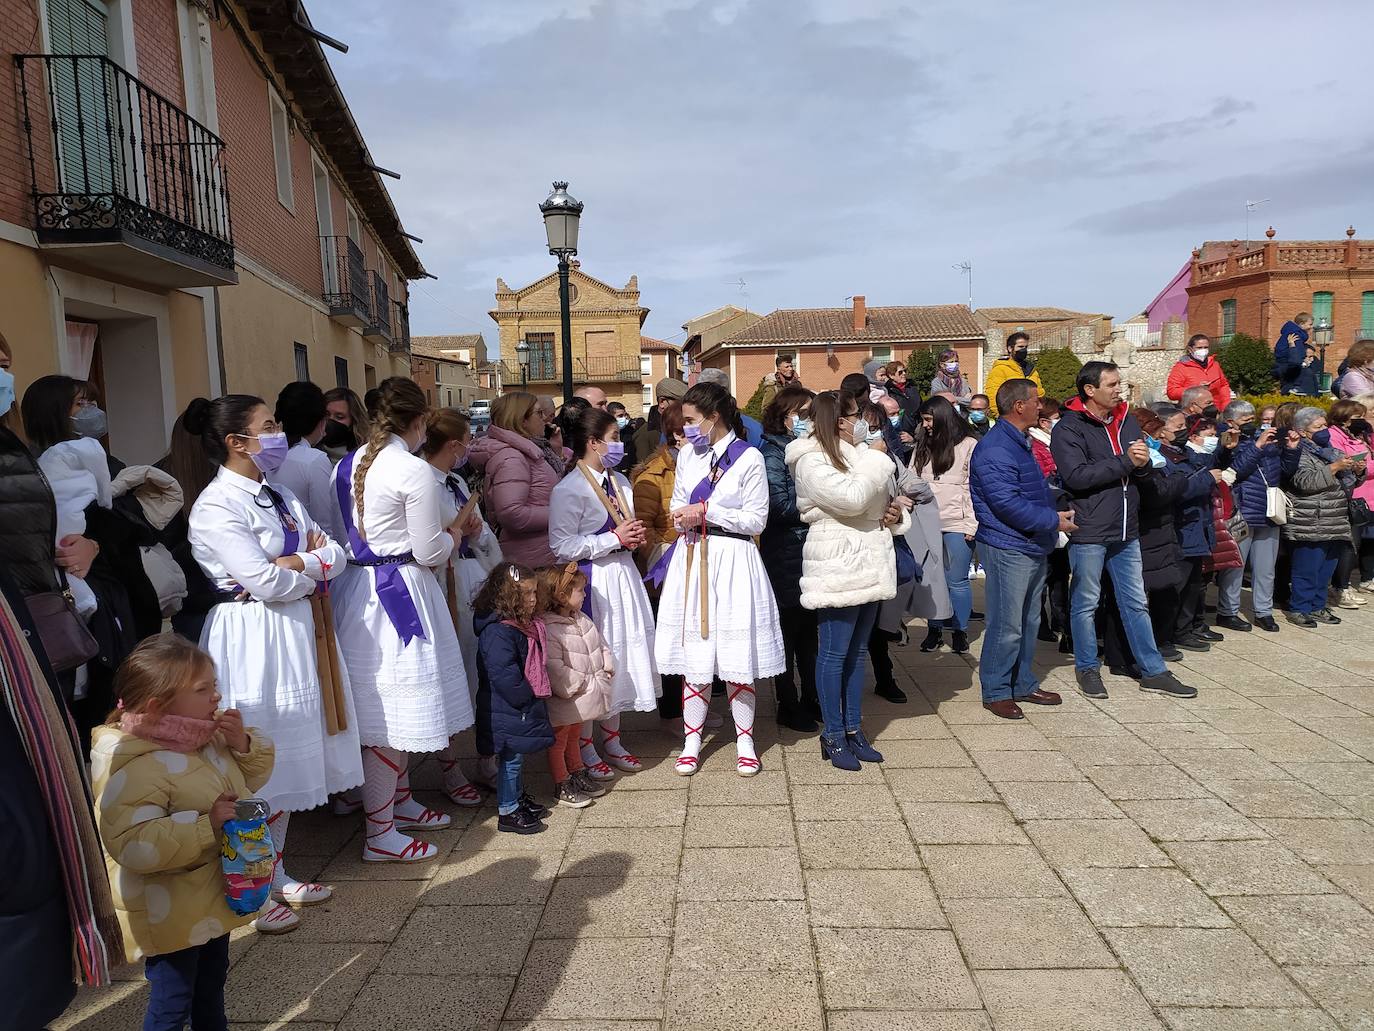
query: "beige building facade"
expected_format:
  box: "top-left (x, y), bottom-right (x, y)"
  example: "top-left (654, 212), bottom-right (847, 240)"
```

top-left (489, 263), bottom-right (647, 408)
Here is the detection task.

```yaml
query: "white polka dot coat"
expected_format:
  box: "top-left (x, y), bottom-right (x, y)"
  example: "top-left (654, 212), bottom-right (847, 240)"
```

top-left (90, 724), bottom-right (275, 960)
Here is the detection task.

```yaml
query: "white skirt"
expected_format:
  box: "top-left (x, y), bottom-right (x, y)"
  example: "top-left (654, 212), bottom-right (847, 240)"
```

top-left (587, 551), bottom-right (661, 715)
top-left (654, 535), bottom-right (785, 685)
top-left (200, 597), bottom-right (364, 813)
top-left (332, 561), bottom-right (474, 752)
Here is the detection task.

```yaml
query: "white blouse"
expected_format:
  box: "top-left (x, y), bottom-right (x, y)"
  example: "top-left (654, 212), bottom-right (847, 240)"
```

top-left (343, 436), bottom-right (454, 569)
top-left (670, 432), bottom-right (768, 536)
top-left (269, 439), bottom-right (344, 544)
top-left (430, 464), bottom-right (501, 565)
top-left (549, 464), bottom-right (636, 561)
top-left (189, 466), bottom-right (344, 602)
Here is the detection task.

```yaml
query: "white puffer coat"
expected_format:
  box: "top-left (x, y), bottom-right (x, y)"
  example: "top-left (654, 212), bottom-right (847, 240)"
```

top-left (787, 436), bottom-right (910, 610)
top-left (542, 610), bottom-right (615, 725)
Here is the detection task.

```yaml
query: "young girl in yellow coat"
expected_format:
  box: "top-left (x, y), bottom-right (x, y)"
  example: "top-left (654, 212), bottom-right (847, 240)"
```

top-left (91, 635), bottom-right (275, 1030)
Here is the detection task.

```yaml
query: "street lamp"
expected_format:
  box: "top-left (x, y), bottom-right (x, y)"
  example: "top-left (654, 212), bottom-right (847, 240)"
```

top-left (1313, 316), bottom-right (1334, 393)
top-left (515, 337), bottom-right (531, 388)
top-left (539, 181), bottom-right (583, 402)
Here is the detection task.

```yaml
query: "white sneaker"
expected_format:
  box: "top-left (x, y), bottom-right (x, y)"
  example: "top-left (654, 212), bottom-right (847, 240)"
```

top-left (252, 901), bottom-right (300, 934)
top-left (1336, 588), bottom-right (1364, 610)
top-left (1359, 580), bottom-right (1374, 593)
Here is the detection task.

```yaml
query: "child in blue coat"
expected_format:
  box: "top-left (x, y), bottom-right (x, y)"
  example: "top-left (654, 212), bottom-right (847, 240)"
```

top-left (474, 563), bottom-right (556, 834)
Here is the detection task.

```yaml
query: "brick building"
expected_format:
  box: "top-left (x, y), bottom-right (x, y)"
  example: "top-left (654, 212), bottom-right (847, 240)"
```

top-left (489, 262), bottom-right (647, 409)
top-left (680, 304), bottom-right (761, 376)
top-left (1187, 230), bottom-right (1374, 365)
top-left (410, 334), bottom-right (496, 411)
top-left (696, 296), bottom-right (985, 398)
top-left (0, 0), bottom-right (423, 462)
top-left (975, 307), bottom-right (1113, 352)
top-left (638, 334), bottom-right (681, 413)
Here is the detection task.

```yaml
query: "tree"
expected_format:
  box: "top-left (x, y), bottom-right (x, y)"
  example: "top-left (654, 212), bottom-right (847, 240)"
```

top-left (742, 378), bottom-right (768, 422)
top-left (1034, 347), bottom-right (1084, 404)
top-left (1215, 333), bottom-right (1277, 395)
top-left (906, 346), bottom-right (940, 392)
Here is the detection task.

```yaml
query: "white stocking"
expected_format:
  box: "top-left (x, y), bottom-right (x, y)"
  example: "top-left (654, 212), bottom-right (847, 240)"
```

top-left (597, 713), bottom-right (632, 759)
top-left (437, 741), bottom-right (471, 793)
top-left (392, 762), bottom-right (425, 822)
top-left (579, 721), bottom-right (606, 770)
top-left (267, 810), bottom-right (292, 891)
top-left (729, 682), bottom-right (759, 771)
top-left (362, 745), bottom-right (414, 856)
top-left (678, 682), bottom-right (710, 770)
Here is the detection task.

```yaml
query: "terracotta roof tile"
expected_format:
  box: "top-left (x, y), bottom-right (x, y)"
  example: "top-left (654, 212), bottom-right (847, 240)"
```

top-left (640, 335), bottom-right (681, 353)
top-left (976, 307), bottom-right (1107, 321)
top-left (410, 334), bottom-right (485, 362)
top-left (721, 305), bottom-right (983, 346)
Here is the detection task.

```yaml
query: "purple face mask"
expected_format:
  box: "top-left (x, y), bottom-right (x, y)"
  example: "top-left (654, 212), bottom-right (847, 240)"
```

top-left (683, 421), bottom-right (713, 451)
top-left (247, 432), bottom-right (289, 475)
top-left (601, 441), bottom-right (625, 469)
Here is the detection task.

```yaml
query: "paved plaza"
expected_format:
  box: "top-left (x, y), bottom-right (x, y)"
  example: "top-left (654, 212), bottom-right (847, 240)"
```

top-left (60, 597), bottom-right (1374, 1030)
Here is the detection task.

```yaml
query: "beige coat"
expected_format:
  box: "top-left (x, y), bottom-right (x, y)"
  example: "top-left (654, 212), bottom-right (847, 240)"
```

top-left (917, 436), bottom-right (978, 536)
top-left (542, 611), bottom-right (615, 726)
top-left (91, 724), bottom-right (274, 960)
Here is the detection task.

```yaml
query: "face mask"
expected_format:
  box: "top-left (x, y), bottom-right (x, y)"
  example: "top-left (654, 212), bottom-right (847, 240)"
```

top-left (969, 410), bottom-right (988, 424)
top-left (943, 361), bottom-right (959, 374)
top-left (241, 431), bottom-right (289, 474)
top-left (450, 447), bottom-right (468, 472)
top-left (0, 368), bottom-right (14, 417)
top-left (866, 429), bottom-right (883, 443)
top-left (851, 418), bottom-right (870, 443)
top-left (1149, 449), bottom-right (1167, 469)
top-left (1014, 348), bottom-right (1030, 367)
top-left (320, 419), bottom-right (356, 451)
top-left (683, 421), bottom-right (713, 451)
top-left (1312, 429), bottom-right (1332, 448)
top-left (1146, 435), bottom-right (1162, 451)
top-left (1171, 428), bottom-right (1188, 445)
top-left (72, 404), bottom-right (108, 439)
top-left (600, 441), bottom-right (624, 469)
top-left (1199, 436), bottom-right (1219, 454)
top-left (790, 416), bottom-right (810, 439)
top-left (888, 414), bottom-right (902, 428)
top-left (615, 416), bottom-right (629, 430)
top-left (1192, 349), bottom-right (1209, 363)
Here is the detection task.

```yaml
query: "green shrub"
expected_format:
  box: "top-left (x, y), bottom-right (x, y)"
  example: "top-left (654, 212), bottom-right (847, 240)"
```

top-left (1239, 392), bottom-right (1330, 415)
top-left (906, 346), bottom-right (940, 391)
top-left (1216, 333), bottom-right (1277, 395)
top-left (742, 378), bottom-right (768, 422)
top-left (1034, 347), bottom-right (1084, 404)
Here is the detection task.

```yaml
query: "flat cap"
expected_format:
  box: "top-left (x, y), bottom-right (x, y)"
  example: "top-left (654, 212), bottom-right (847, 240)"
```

top-left (655, 377), bottom-right (687, 400)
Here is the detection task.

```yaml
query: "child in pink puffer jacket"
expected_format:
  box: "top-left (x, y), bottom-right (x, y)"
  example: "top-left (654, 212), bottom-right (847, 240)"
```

top-left (536, 564), bottom-right (615, 808)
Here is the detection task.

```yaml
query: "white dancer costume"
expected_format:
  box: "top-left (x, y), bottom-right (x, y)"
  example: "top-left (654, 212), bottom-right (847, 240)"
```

top-left (549, 464), bottom-right (660, 774)
top-left (190, 467), bottom-right (362, 923)
top-left (654, 431), bottom-right (784, 776)
top-left (330, 435), bottom-right (473, 861)
top-left (269, 438), bottom-right (347, 544)
top-left (431, 464), bottom-right (503, 804)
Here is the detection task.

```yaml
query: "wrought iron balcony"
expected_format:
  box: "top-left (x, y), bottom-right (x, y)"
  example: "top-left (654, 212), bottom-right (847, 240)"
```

top-left (14, 54), bottom-right (236, 287)
top-left (364, 271), bottom-right (392, 341)
top-left (321, 236), bottom-right (372, 328)
top-left (390, 300), bottom-right (411, 356)
top-left (498, 355), bottom-right (642, 384)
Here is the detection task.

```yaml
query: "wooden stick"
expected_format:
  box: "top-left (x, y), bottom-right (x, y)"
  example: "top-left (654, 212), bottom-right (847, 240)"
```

top-left (450, 489), bottom-right (482, 532)
top-left (320, 593), bottom-right (348, 733)
top-left (445, 563), bottom-right (460, 630)
top-left (310, 594), bottom-right (341, 736)
top-left (682, 539), bottom-right (694, 647)
top-left (699, 531), bottom-right (710, 640)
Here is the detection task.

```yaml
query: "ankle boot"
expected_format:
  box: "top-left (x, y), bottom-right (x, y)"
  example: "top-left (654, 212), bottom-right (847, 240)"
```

top-left (846, 729), bottom-right (883, 763)
top-left (820, 734), bottom-right (861, 771)
top-left (951, 630), bottom-right (969, 654)
top-left (920, 626), bottom-right (943, 652)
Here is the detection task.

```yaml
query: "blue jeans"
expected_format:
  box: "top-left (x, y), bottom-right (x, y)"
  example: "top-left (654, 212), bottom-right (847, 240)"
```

top-left (977, 544), bottom-right (1047, 703)
top-left (143, 934), bottom-right (229, 1031)
top-left (496, 753), bottom-right (525, 816)
top-left (1291, 541), bottom-right (1342, 614)
top-left (940, 532), bottom-right (973, 630)
top-left (1069, 540), bottom-right (1166, 677)
top-left (816, 602), bottom-right (879, 738)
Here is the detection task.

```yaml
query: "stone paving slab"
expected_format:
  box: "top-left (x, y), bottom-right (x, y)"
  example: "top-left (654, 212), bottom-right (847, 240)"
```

top-left (55, 597), bottom-right (1374, 1030)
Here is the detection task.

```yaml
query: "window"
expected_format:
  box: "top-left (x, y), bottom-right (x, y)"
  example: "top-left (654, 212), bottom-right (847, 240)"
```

top-left (346, 204), bottom-right (362, 247)
top-left (1311, 291), bottom-right (1334, 323)
top-left (364, 364), bottom-right (376, 390)
top-left (642, 384), bottom-right (652, 413)
top-left (293, 342), bottom-right (309, 382)
top-left (269, 88), bottom-right (293, 209)
top-left (1362, 291), bottom-right (1374, 335)
top-left (1219, 299), bottom-right (1237, 340)
top-left (640, 354), bottom-right (653, 377)
top-left (334, 356), bottom-right (348, 388)
top-left (526, 332), bottom-right (556, 379)
top-left (870, 345), bottom-right (892, 364)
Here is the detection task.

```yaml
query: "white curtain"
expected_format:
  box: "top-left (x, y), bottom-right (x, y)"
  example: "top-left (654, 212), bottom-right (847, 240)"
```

top-left (62, 320), bottom-right (98, 380)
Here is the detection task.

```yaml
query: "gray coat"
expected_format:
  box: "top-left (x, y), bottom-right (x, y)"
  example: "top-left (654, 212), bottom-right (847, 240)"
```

top-left (876, 464), bottom-right (953, 631)
top-left (1283, 448), bottom-right (1350, 543)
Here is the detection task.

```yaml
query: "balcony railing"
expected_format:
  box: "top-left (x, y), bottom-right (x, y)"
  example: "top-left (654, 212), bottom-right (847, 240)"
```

top-left (390, 301), bottom-right (411, 356)
top-left (14, 53), bottom-right (236, 286)
top-left (499, 355), bottom-right (642, 384)
top-left (321, 236), bottom-right (371, 327)
top-left (364, 271), bottom-right (392, 340)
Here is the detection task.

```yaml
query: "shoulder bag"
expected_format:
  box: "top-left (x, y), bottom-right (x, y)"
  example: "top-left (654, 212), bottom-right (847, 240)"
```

top-left (1258, 466), bottom-right (1288, 526)
top-left (27, 571), bottom-right (100, 673)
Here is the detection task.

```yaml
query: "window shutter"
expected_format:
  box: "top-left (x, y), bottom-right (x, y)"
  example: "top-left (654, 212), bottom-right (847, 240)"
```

top-left (1220, 299), bottom-right (1236, 339)
top-left (47, 0), bottom-right (115, 195)
top-left (1311, 291), bottom-right (1334, 322)
top-left (1361, 292), bottom-right (1374, 336)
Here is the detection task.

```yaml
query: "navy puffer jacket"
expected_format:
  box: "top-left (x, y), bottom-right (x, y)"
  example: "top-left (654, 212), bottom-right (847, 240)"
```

top-left (759, 431), bottom-right (807, 609)
top-left (474, 610), bottom-right (555, 758)
top-left (1168, 446), bottom-right (1219, 558)
top-left (1229, 437), bottom-right (1282, 528)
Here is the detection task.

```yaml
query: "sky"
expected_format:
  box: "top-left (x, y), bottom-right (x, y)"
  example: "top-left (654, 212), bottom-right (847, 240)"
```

top-left (317, 0), bottom-right (1374, 346)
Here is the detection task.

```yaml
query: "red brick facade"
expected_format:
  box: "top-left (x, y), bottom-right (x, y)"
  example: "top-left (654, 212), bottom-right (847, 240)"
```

top-left (1, 3), bottom-right (45, 228)
top-left (132, 0), bottom-right (185, 106)
top-left (714, 342), bottom-right (983, 399)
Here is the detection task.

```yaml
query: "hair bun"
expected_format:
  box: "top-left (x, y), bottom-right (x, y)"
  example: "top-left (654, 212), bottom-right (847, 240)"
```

top-left (182, 397), bottom-right (213, 436)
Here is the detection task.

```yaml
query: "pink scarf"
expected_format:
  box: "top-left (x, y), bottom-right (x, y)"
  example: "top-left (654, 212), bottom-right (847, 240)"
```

top-left (502, 616), bottom-right (552, 697)
top-left (119, 711), bottom-right (219, 753)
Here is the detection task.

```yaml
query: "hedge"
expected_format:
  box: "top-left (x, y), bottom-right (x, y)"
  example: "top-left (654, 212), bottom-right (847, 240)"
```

top-left (1237, 393), bottom-right (1331, 414)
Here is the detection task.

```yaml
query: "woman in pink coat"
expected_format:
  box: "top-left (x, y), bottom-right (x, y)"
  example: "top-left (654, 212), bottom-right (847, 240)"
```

top-left (467, 392), bottom-right (567, 568)
top-left (1326, 397), bottom-right (1374, 607)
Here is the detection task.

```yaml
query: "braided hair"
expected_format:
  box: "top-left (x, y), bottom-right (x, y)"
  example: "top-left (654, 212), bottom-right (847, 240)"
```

top-left (353, 376), bottom-right (428, 539)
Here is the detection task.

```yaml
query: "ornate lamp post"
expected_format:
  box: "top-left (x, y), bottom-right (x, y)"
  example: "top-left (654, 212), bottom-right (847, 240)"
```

top-left (539, 181), bottom-right (584, 402)
top-left (515, 337), bottom-right (531, 388)
top-left (1313, 316), bottom-right (1334, 393)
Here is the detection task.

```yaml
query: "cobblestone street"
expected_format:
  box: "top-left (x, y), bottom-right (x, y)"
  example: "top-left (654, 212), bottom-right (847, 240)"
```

top-left (59, 598), bottom-right (1374, 1030)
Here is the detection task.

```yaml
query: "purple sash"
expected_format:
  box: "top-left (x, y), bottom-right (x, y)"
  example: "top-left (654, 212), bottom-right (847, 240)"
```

top-left (578, 473), bottom-right (620, 619)
top-left (644, 438), bottom-right (751, 588)
top-left (335, 450), bottom-right (427, 646)
top-left (263, 485), bottom-right (301, 556)
top-left (444, 475), bottom-right (475, 560)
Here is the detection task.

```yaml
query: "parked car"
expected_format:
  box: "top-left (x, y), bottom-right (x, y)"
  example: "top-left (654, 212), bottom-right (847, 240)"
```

top-left (468, 398), bottom-right (492, 434)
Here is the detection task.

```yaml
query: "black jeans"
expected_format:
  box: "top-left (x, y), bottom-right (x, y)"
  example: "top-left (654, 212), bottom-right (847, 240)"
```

top-left (1333, 540), bottom-right (1358, 591)
top-left (1104, 577), bottom-right (1178, 666)
top-left (775, 605), bottom-right (818, 712)
top-left (143, 934), bottom-right (229, 1031)
top-left (1174, 558), bottom-right (1205, 638)
top-left (1041, 547), bottom-right (1071, 638)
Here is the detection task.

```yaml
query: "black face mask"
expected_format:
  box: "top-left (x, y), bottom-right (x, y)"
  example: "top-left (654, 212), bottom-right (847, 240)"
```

top-left (1014, 348), bottom-right (1030, 368)
top-left (320, 419), bottom-right (356, 452)
top-left (1171, 428), bottom-right (1188, 445)
top-left (1203, 404), bottom-right (1219, 421)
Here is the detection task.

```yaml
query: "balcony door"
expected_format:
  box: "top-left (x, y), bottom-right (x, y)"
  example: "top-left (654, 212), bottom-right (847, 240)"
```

top-left (313, 156), bottom-right (338, 296)
top-left (47, 0), bottom-right (117, 196)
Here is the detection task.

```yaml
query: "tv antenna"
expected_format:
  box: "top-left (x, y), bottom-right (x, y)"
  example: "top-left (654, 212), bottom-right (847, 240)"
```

top-left (953, 261), bottom-right (972, 310)
top-left (1245, 199), bottom-right (1270, 246)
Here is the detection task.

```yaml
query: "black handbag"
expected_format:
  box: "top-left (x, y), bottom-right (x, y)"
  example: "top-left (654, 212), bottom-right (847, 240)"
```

top-left (26, 571), bottom-right (99, 673)
top-left (1351, 496), bottom-right (1373, 528)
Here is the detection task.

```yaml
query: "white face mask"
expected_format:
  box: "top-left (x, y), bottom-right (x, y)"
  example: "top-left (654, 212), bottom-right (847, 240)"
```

top-left (1192, 348), bottom-right (1209, 362)
top-left (851, 417), bottom-right (870, 443)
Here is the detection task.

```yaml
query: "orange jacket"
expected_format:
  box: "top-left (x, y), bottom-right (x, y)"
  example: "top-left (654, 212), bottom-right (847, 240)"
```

top-left (1165, 356), bottom-right (1232, 410)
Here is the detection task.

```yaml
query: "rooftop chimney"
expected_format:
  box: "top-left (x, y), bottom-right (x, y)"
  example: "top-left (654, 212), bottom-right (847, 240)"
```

top-left (852, 295), bottom-right (866, 333)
